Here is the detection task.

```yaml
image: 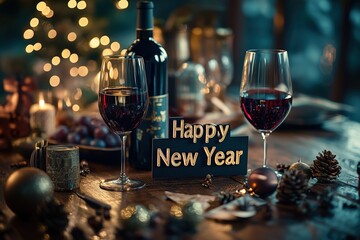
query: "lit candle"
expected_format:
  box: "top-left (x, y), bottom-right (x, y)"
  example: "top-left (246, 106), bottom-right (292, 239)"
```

top-left (30, 96), bottom-right (56, 137)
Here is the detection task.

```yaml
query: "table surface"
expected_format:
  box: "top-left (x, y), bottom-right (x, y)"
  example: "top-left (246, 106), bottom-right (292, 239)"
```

top-left (1, 116), bottom-right (359, 240)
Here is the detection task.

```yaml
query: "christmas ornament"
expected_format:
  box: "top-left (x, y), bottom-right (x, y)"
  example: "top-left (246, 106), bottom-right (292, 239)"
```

top-left (276, 163), bottom-right (290, 174)
top-left (120, 205), bottom-right (150, 232)
top-left (288, 159), bottom-right (312, 181)
top-left (310, 150), bottom-right (341, 183)
top-left (248, 167), bottom-right (278, 198)
top-left (4, 167), bottom-right (54, 218)
top-left (217, 191), bottom-right (238, 205)
top-left (201, 174), bottom-right (213, 188)
top-left (276, 169), bottom-right (308, 204)
top-left (182, 201), bottom-right (204, 226)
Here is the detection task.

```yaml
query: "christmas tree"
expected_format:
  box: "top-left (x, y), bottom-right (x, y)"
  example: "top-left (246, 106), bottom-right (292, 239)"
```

top-left (23, 0), bottom-right (129, 110)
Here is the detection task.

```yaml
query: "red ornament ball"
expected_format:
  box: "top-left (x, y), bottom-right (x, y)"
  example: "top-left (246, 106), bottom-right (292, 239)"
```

top-left (248, 167), bottom-right (278, 198)
top-left (4, 167), bottom-right (54, 218)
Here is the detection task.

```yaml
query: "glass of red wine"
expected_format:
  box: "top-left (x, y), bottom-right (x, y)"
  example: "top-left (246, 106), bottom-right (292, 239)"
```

top-left (240, 49), bottom-right (293, 167)
top-left (98, 55), bottom-right (149, 191)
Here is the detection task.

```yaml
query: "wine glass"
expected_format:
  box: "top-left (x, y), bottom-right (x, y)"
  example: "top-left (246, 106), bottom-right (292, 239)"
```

top-left (240, 49), bottom-right (293, 167)
top-left (98, 55), bottom-right (149, 191)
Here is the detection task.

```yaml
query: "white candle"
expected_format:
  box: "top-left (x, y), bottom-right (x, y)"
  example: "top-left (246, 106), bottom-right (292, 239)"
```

top-left (30, 99), bottom-right (56, 137)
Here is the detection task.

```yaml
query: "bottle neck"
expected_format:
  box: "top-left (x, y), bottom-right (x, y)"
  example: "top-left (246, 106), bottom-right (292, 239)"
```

top-left (136, 2), bottom-right (154, 39)
top-left (136, 29), bottom-right (153, 39)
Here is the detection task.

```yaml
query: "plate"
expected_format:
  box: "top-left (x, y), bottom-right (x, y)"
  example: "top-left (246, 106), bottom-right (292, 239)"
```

top-left (284, 95), bottom-right (353, 127)
top-left (48, 140), bottom-right (121, 165)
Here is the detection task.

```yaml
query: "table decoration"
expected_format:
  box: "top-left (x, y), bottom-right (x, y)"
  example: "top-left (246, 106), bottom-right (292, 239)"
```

top-left (205, 195), bottom-right (266, 221)
top-left (153, 118), bottom-right (248, 179)
top-left (165, 191), bottom-right (216, 210)
top-left (39, 198), bottom-right (69, 234)
top-left (288, 159), bottom-right (312, 181)
top-left (46, 145), bottom-right (80, 191)
top-left (4, 167), bottom-right (54, 218)
top-left (247, 167), bottom-right (278, 198)
top-left (29, 95), bottom-right (56, 138)
top-left (276, 169), bottom-right (308, 204)
top-left (310, 150), bottom-right (341, 183)
top-left (120, 204), bottom-right (151, 232)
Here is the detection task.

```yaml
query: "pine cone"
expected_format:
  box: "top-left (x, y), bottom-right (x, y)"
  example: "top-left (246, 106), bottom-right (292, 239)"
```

top-left (276, 169), bottom-right (308, 204)
top-left (218, 191), bottom-right (237, 205)
top-left (317, 187), bottom-right (335, 216)
top-left (40, 198), bottom-right (69, 234)
top-left (311, 150), bottom-right (341, 183)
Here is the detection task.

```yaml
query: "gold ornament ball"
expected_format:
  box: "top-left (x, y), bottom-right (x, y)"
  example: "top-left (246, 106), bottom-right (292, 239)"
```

top-left (120, 204), bottom-right (150, 231)
top-left (289, 161), bottom-right (312, 181)
top-left (4, 167), bottom-right (54, 218)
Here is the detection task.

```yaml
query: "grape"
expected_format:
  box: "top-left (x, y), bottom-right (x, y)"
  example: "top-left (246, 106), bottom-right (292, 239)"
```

top-left (50, 125), bottom-right (69, 142)
top-left (75, 125), bottom-right (89, 137)
top-left (90, 139), bottom-right (106, 148)
top-left (67, 132), bottom-right (81, 144)
top-left (80, 137), bottom-right (92, 146)
top-left (105, 134), bottom-right (119, 148)
top-left (78, 115), bottom-right (91, 126)
top-left (94, 126), bottom-right (109, 139)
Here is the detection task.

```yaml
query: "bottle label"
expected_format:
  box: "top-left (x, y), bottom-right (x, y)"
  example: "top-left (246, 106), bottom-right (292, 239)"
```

top-left (137, 94), bottom-right (168, 141)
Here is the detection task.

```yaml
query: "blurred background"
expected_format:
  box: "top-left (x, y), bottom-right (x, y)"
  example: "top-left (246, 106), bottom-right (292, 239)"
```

top-left (0, 0), bottom-right (360, 143)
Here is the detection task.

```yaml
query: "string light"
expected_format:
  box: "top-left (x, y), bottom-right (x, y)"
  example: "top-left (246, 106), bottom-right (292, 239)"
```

top-left (43, 63), bottom-right (52, 72)
top-left (25, 0), bottom-right (127, 105)
top-left (23, 29), bottom-right (34, 39)
top-left (102, 48), bottom-right (113, 56)
top-left (72, 104), bottom-right (80, 112)
top-left (110, 42), bottom-right (120, 52)
top-left (78, 17), bottom-right (88, 27)
top-left (78, 66), bottom-right (88, 77)
top-left (25, 44), bottom-right (34, 53)
top-left (77, 1), bottom-right (87, 10)
top-left (69, 53), bottom-right (79, 63)
top-left (36, 1), bottom-right (46, 12)
top-left (116, 0), bottom-right (129, 10)
top-left (70, 67), bottom-right (78, 77)
top-left (68, 0), bottom-right (76, 9)
top-left (67, 32), bottom-right (77, 42)
top-left (100, 35), bottom-right (110, 45)
top-left (89, 37), bottom-right (100, 48)
top-left (51, 56), bottom-right (61, 65)
top-left (49, 75), bottom-right (60, 87)
top-left (61, 49), bottom-right (71, 58)
top-left (48, 29), bottom-right (57, 39)
top-left (30, 18), bottom-right (39, 27)
top-left (33, 42), bottom-right (42, 51)
top-left (42, 6), bottom-right (51, 16)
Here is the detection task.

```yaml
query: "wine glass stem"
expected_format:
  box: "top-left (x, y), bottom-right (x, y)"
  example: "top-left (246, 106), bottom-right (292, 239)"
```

top-left (119, 134), bottom-right (128, 182)
top-left (261, 132), bottom-right (270, 167)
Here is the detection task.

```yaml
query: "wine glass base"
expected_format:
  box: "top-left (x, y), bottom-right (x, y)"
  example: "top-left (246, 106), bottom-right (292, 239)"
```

top-left (100, 177), bottom-right (145, 192)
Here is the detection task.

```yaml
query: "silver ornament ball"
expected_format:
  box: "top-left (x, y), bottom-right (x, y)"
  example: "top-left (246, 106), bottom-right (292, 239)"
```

top-left (4, 167), bottom-right (54, 218)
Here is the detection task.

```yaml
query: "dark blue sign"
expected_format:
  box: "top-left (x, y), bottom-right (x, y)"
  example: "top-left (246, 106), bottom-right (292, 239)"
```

top-left (152, 118), bottom-right (248, 179)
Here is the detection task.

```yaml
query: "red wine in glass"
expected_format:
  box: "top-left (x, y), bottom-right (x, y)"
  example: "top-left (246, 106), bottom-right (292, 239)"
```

top-left (240, 89), bottom-right (292, 132)
top-left (240, 49), bottom-right (293, 167)
top-left (99, 87), bottom-right (148, 134)
top-left (98, 55), bottom-right (148, 191)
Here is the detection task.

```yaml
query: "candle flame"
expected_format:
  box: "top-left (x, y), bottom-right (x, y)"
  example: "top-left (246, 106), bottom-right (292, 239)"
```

top-left (39, 99), bottom-right (45, 108)
top-left (39, 92), bottom-right (45, 108)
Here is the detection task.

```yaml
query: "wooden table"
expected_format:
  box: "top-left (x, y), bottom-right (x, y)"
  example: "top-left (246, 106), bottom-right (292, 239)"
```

top-left (0, 116), bottom-right (359, 240)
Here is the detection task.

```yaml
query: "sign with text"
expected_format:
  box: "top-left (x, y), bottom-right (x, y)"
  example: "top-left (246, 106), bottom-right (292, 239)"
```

top-left (152, 118), bottom-right (248, 179)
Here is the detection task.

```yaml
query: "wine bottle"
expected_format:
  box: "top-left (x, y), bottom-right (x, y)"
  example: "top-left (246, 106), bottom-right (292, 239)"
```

top-left (126, 1), bottom-right (168, 170)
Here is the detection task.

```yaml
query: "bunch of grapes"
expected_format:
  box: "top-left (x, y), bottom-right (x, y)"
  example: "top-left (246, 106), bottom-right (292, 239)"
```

top-left (50, 116), bottom-right (121, 148)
